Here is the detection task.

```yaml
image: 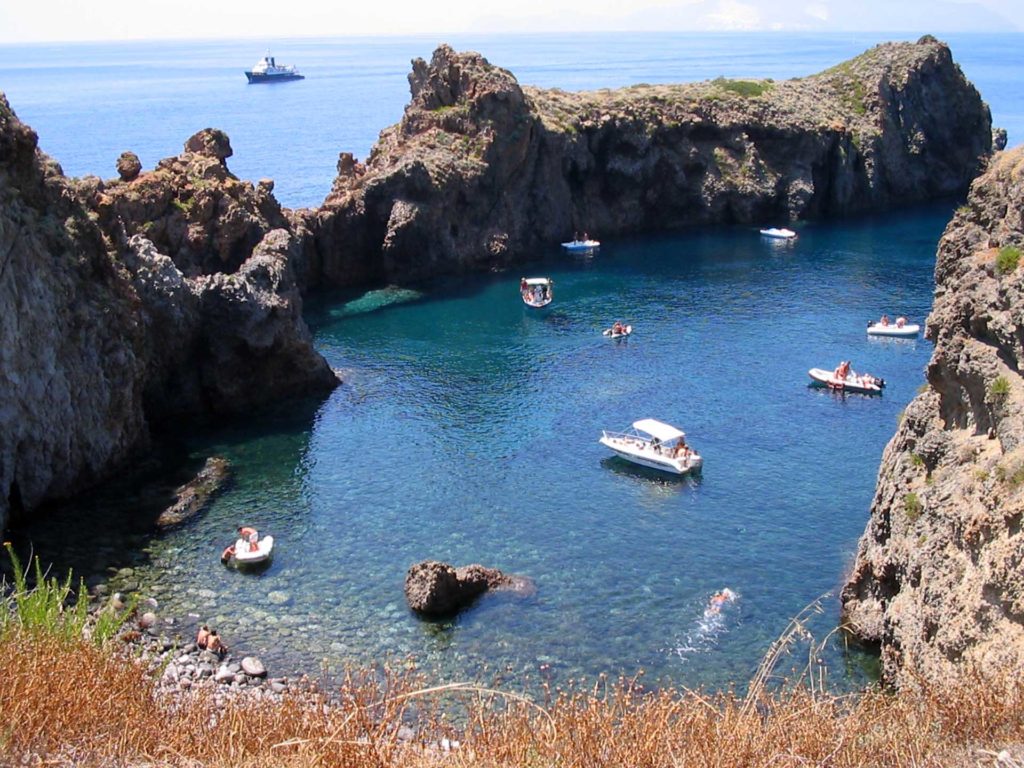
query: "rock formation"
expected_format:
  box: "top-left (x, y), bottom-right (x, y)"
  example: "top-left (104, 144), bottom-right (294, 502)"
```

top-left (0, 100), bottom-right (338, 533)
top-left (404, 560), bottom-right (530, 617)
top-left (156, 456), bottom-right (231, 529)
top-left (841, 146), bottom-right (1024, 687)
top-left (316, 37), bottom-right (991, 285)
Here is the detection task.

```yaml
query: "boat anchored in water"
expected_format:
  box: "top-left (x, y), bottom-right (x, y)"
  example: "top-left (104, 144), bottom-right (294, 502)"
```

top-left (808, 361), bottom-right (885, 395)
top-left (759, 227), bottom-right (797, 240)
top-left (599, 418), bottom-right (702, 475)
top-left (245, 53), bottom-right (304, 83)
top-left (221, 528), bottom-right (275, 567)
top-left (561, 238), bottom-right (600, 252)
top-left (602, 322), bottom-right (632, 338)
top-left (866, 315), bottom-right (919, 337)
top-left (521, 277), bottom-right (553, 308)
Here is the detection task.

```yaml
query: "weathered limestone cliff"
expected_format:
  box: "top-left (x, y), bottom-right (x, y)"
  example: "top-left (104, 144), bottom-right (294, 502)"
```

top-left (0, 102), bottom-right (337, 533)
top-left (842, 146), bottom-right (1024, 687)
top-left (316, 36), bottom-right (991, 284)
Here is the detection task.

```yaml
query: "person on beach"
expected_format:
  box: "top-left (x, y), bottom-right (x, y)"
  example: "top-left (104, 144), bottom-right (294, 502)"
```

top-left (207, 631), bottom-right (227, 657)
top-left (196, 625), bottom-right (210, 649)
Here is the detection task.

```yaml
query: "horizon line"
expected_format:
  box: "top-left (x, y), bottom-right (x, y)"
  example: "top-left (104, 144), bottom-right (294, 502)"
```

top-left (2, 28), bottom-right (1022, 46)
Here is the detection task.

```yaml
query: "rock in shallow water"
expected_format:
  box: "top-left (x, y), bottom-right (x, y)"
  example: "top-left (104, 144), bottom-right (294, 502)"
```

top-left (404, 560), bottom-right (530, 617)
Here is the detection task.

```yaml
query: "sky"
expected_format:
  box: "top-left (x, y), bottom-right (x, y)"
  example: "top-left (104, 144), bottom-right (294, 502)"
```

top-left (0, 0), bottom-right (1020, 43)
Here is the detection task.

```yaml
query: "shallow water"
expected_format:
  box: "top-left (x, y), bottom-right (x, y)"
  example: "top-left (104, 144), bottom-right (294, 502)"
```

top-left (11, 206), bottom-right (950, 691)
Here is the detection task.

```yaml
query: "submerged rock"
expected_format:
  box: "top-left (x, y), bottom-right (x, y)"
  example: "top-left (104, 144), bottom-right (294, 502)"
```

top-left (404, 560), bottom-right (530, 617)
top-left (156, 456), bottom-right (232, 529)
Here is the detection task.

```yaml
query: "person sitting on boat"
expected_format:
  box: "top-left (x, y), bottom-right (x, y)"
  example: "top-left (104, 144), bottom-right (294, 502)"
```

top-left (674, 440), bottom-right (689, 459)
top-left (834, 360), bottom-right (851, 381)
top-left (895, 316), bottom-right (907, 328)
top-left (238, 526), bottom-right (259, 552)
top-left (880, 314), bottom-right (890, 326)
top-left (612, 321), bottom-right (624, 335)
top-left (651, 436), bottom-right (662, 454)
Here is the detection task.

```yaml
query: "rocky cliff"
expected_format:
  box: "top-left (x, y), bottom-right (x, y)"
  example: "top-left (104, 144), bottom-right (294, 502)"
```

top-left (0, 101), bottom-right (337, 533)
top-left (316, 36), bottom-right (991, 284)
top-left (841, 146), bottom-right (1024, 687)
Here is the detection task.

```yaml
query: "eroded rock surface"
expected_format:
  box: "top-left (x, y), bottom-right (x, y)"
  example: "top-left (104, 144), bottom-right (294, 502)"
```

top-left (404, 560), bottom-right (530, 616)
top-left (841, 146), bottom-right (1024, 687)
top-left (156, 456), bottom-right (232, 529)
top-left (317, 38), bottom-right (991, 285)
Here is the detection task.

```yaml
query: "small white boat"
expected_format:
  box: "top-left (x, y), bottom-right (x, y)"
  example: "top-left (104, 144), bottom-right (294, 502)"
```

top-left (599, 418), bottom-right (702, 475)
top-left (760, 227), bottom-right (797, 239)
top-left (602, 324), bottom-right (632, 338)
top-left (866, 320), bottom-right (919, 337)
top-left (227, 535), bottom-right (274, 566)
top-left (521, 277), bottom-right (553, 308)
top-left (808, 367), bottom-right (884, 395)
top-left (561, 239), bottom-right (600, 251)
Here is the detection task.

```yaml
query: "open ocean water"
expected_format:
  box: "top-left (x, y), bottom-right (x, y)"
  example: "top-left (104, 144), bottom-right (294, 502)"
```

top-left (2, 32), bottom-right (1022, 692)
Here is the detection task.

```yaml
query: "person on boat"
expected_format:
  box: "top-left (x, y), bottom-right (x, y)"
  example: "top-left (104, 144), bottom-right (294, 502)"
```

top-left (651, 436), bottom-right (662, 454)
top-left (612, 321), bottom-right (624, 335)
top-left (896, 316), bottom-right (907, 328)
top-left (220, 544), bottom-right (236, 563)
top-left (674, 439), bottom-right (689, 459)
top-left (834, 360), bottom-right (851, 381)
top-left (238, 526), bottom-right (259, 552)
top-left (520, 277), bottom-right (528, 293)
top-left (880, 314), bottom-right (890, 327)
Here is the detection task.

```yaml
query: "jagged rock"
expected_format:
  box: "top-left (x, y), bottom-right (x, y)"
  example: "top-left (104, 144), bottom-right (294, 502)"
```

top-left (317, 39), bottom-right (992, 287)
top-left (993, 127), bottom-right (1008, 152)
top-left (841, 146), bottom-right (1024, 688)
top-left (156, 456), bottom-right (232, 528)
top-left (184, 128), bottom-right (232, 162)
top-left (0, 93), bottom-right (146, 534)
top-left (404, 560), bottom-right (526, 616)
top-left (116, 151), bottom-right (142, 181)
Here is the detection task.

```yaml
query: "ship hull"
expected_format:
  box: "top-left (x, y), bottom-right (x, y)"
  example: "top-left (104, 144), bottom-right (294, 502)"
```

top-left (245, 72), bottom-right (305, 83)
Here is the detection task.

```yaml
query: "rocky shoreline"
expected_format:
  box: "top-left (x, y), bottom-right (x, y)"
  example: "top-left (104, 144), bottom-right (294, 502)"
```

top-left (841, 145), bottom-right (1024, 687)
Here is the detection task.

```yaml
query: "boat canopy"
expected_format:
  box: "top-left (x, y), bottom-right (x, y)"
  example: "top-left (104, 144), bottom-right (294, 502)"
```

top-left (632, 419), bottom-right (685, 442)
top-left (523, 277), bottom-right (552, 286)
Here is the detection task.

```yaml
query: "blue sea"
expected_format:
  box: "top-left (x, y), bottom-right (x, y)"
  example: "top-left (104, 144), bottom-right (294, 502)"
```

top-left (2, 32), bottom-right (1022, 692)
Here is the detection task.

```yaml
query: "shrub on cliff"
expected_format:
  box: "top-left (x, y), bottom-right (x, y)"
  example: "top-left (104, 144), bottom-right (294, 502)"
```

top-left (996, 245), bottom-right (1020, 275)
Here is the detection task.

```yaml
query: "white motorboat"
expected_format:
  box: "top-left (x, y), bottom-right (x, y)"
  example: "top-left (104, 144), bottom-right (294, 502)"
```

top-left (226, 535), bottom-right (274, 566)
top-left (521, 277), bottom-right (553, 308)
top-left (561, 239), bottom-right (600, 251)
top-left (245, 54), bottom-right (304, 83)
top-left (760, 227), bottom-right (797, 239)
top-left (599, 418), bottom-right (702, 475)
top-left (808, 367), bottom-right (884, 395)
top-left (602, 324), bottom-right (632, 338)
top-left (866, 320), bottom-right (919, 337)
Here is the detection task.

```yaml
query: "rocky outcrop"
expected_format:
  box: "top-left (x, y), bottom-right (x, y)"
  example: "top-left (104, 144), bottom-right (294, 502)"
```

top-left (156, 456), bottom-right (231, 529)
top-left (316, 37), bottom-right (991, 285)
top-left (0, 93), bottom-right (146, 536)
top-left (404, 560), bottom-right (530, 617)
top-left (0, 102), bottom-right (338, 532)
top-left (841, 146), bottom-right (1024, 687)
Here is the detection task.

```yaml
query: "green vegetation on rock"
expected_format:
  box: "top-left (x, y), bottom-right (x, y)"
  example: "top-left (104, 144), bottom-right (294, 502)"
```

top-left (903, 493), bottom-right (923, 521)
top-left (996, 245), bottom-right (1020, 275)
top-left (989, 375), bottom-right (1011, 400)
top-left (710, 77), bottom-right (772, 98)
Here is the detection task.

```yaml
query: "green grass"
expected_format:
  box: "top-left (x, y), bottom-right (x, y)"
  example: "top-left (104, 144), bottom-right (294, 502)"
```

top-left (910, 454), bottom-right (925, 469)
top-left (1, 543), bottom-right (131, 646)
top-left (996, 246), bottom-right (1020, 276)
top-left (989, 375), bottom-right (1011, 400)
top-left (903, 493), bottom-right (923, 521)
top-left (711, 77), bottom-right (771, 98)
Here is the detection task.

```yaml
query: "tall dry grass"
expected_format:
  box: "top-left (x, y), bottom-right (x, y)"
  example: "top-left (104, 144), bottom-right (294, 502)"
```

top-left (2, 624), bottom-right (1023, 768)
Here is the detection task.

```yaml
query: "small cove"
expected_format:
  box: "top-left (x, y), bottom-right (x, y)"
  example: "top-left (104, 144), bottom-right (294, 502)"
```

top-left (11, 208), bottom-right (949, 691)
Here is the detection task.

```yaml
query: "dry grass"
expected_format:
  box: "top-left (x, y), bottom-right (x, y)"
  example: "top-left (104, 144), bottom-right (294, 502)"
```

top-left (2, 623), bottom-right (1024, 768)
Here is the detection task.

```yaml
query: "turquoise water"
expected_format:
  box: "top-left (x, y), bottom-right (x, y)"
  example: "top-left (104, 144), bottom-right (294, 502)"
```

top-left (3, 31), bottom-right (1021, 690)
top-left (12, 208), bottom-right (948, 689)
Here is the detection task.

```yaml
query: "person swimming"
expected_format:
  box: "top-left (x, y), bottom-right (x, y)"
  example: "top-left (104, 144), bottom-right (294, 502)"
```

top-left (705, 588), bottom-right (737, 616)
